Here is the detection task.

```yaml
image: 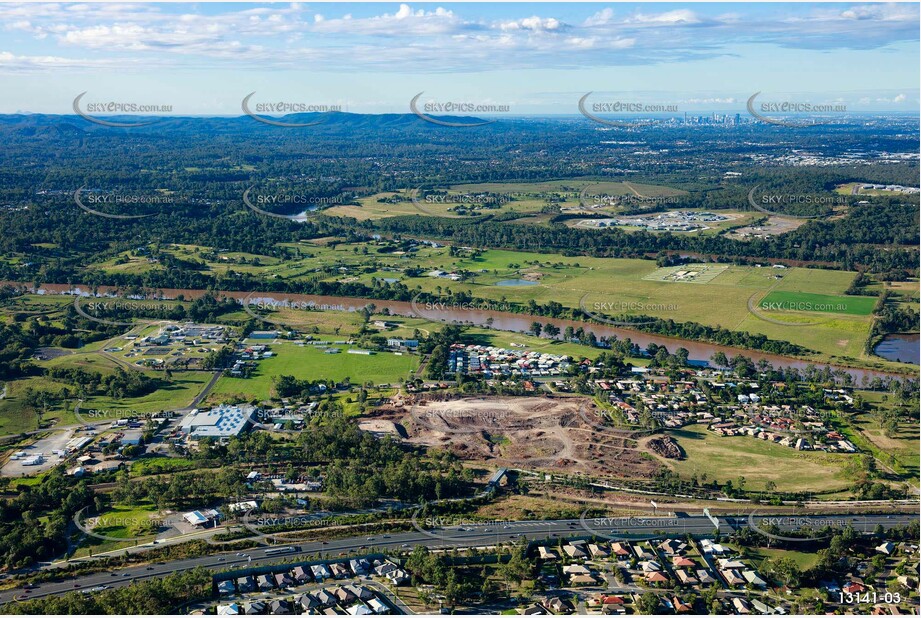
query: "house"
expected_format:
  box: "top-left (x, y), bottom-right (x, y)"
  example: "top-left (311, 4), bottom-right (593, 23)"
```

top-left (218, 603), bottom-right (240, 615)
top-left (520, 604), bottom-right (547, 615)
top-left (696, 569), bottom-right (716, 585)
top-left (751, 599), bottom-right (773, 614)
top-left (311, 563), bottom-right (332, 581)
top-left (294, 594), bottom-right (321, 612)
top-left (274, 572), bottom-right (293, 589)
top-left (346, 604), bottom-right (372, 616)
top-left (349, 558), bottom-right (371, 576)
top-left (876, 542), bottom-right (895, 555)
top-left (217, 580), bottom-right (236, 596)
top-left (743, 570), bottom-right (767, 587)
top-left (699, 539), bottom-right (727, 554)
top-left (242, 601), bottom-right (266, 615)
top-left (386, 569), bottom-right (410, 585)
top-left (658, 539), bottom-right (687, 555)
top-left (720, 569), bottom-right (745, 586)
top-left (269, 600), bottom-right (292, 615)
top-left (610, 542), bottom-right (631, 557)
top-left (672, 597), bottom-right (693, 613)
top-left (588, 543), bottom-right (610, 558)
top-left (563, 564), bottom-right (591, 576)
top-left (366, 598), bottom-right (389, 614)
top-left (315, 590), bottom-right (338, 607)
top-left (291, 566), bottom-right (312, 583)
top-left (236, 576), bottom-right (255, 593)
top-left (675, 569), bottom-right (698, 585)
top-left (843, 581), bottom-right (867, 594)
top-left (334, 587), bottom-right (357, 605)
top-left (542, 596), bottom-right (575, 614)
top-left (672, 556), bottom-right (695, 568)
top-left (346, 586), bottom-right (375, 602)
top-left (569, 574), bottom-right (598, 586)
top-left (645, 571), bottom-right (669, 584)
top-left (562, 543), bottom-right (588, 559)
top-left (537, 546), bottom-right (559, 560)
top-left (732, 598), bottom-right (751, 614)
top-left (256, 574), bottom-right (274, 590)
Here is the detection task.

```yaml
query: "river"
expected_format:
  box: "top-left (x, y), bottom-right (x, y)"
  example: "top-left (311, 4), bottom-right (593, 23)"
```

top-left (5, 281), bottom-right (915, 383)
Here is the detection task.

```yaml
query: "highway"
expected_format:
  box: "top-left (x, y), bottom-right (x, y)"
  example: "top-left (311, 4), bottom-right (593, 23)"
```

top-left (1, 513), bottom-right (914, 605)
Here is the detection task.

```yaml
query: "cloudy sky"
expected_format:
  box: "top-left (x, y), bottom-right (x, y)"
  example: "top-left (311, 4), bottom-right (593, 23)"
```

top-left (0, 2), bottom-right (918, 115)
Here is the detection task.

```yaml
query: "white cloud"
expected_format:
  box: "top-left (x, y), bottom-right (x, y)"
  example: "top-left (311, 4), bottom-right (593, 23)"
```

top-left (499, 16), bottom-right (564, 32)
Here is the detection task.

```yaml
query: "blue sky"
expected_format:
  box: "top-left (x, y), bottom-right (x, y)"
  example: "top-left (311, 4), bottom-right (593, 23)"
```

top-left (0, 2), bottom-right (918, 115)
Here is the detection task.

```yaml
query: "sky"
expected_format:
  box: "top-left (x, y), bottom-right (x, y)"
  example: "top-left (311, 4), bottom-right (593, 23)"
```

top-left (0, 2), bottom-right (918, 115)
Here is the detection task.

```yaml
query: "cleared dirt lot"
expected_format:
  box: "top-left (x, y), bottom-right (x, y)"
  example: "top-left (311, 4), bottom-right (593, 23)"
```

top-left (372, 395), bottom-right (659, 479)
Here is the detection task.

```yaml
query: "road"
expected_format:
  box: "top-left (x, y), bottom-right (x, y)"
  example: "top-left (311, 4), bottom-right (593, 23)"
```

top-left (2, 513), bottom-right (913, 605)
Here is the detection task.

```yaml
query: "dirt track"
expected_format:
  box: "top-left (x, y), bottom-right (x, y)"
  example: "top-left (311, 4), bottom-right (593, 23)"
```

top-left (374, 395), bottom-right (659, 479)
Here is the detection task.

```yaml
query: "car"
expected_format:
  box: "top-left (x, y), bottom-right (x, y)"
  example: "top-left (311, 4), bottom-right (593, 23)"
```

top-left (217, 557), bottom-right (225, 562)
top-left (73, 584), bottom-right (80, 588)
top-left (401, 543), bottom-right (409, 548)
top-left (146, 566), bottom-right (154, 571)
top-left (382, 535), bottom-right (390, 538)
top-left (359, 546), bottom-right (367, 550)
top-left (321, 541), bottom-right (329, 545)
top-left (122, 573), bottom-right (130, 577)
top-left (366, 537), bottom-right (374, 541)
top-left (110, 573), bottom-right (118, 577)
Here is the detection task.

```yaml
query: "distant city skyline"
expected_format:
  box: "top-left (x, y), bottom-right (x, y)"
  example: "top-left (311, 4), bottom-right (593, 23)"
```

top-left (0, 2), bottom-right (918, 115)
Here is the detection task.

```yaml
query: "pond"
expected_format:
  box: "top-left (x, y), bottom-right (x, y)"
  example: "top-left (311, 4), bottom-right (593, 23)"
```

top-left (495, 279), bottom-right (538, 287)
top-left (873, 333), bottom-right (919, 365)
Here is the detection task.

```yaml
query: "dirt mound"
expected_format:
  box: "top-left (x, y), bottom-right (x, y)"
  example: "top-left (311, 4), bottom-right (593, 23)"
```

top-left (648, 435), bottom-right (683, 460)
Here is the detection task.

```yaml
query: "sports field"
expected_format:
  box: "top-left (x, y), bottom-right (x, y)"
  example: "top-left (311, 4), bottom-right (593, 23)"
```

top-left (758, 290), bottom-right (876, 316)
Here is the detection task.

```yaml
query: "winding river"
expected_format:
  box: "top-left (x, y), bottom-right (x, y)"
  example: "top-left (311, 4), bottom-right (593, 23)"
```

top-left (5, 281), bottom-right (915, 383)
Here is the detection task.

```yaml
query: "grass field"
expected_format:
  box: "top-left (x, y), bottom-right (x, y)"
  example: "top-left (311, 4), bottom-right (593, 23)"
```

top-left (758, 290), bottom-right (876, 316)
top-left (662, 425), bottom-right (854, 494)
top-left (72, 502), bottom-right (163, 558)
top-left (210, 340), bottom-right (419, 401)
top-left (20, 233), bottom-right (911, 369)
top-left (746, 546), bottom-right (821, 572)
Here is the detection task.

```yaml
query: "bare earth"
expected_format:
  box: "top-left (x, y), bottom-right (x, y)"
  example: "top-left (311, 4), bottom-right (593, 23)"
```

top-left (371, 395), bottom-right (659, 479)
